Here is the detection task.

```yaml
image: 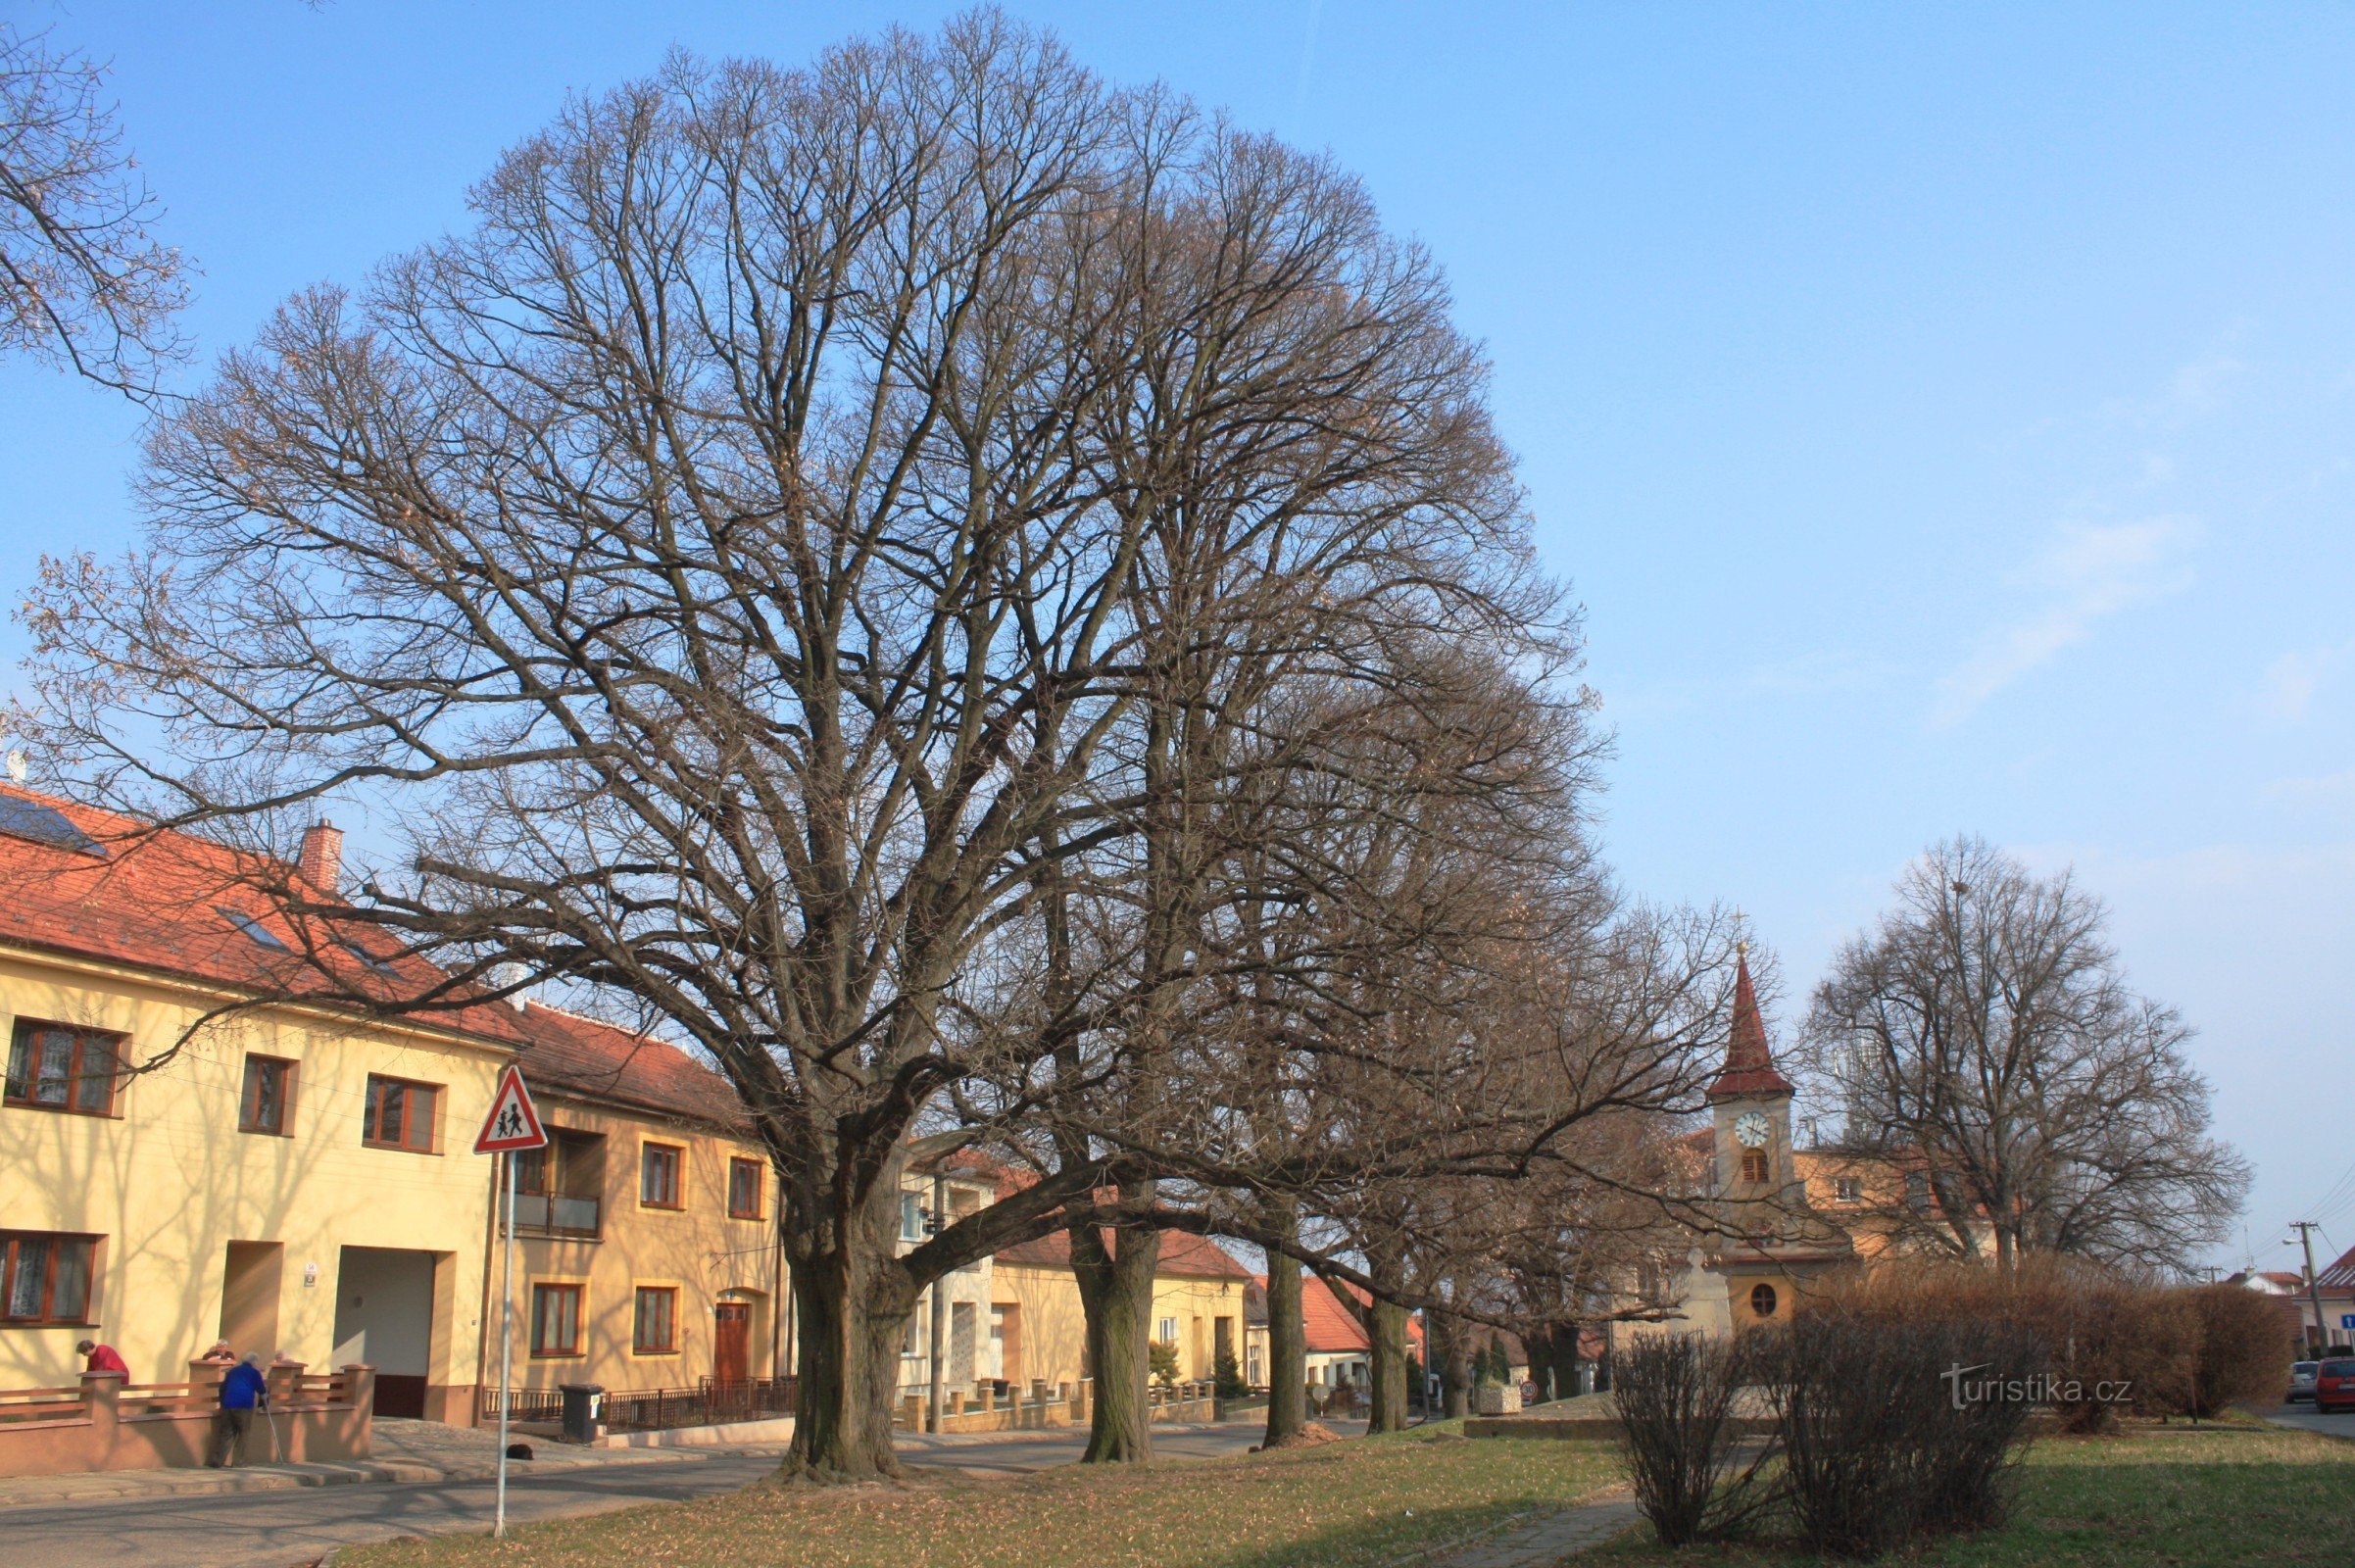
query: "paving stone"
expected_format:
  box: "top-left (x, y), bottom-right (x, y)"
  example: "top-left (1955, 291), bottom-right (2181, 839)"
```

top-left (1437, 1491), bottom-right (1642, 1567)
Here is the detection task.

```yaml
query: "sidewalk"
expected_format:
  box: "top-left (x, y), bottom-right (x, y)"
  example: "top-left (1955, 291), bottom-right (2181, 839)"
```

top-left (1433, 1489), bottom-right (1641, 1567)
top-left (0, 1417), bottom-right (784, 1510)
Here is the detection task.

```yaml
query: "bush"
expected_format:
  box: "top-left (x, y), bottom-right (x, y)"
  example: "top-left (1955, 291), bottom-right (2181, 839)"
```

top-left (1612, 1332), bottom-right (1770, 1546)
top-left (1148, 1338), bottom-right (1180, 1388)
top-left (1212, 1348), bottom-right (1250, 1399)
top-left (2173, 1283), bottom-right (2293, 1418)
top-left (1761, 1312), bottom-right (2039, 1559)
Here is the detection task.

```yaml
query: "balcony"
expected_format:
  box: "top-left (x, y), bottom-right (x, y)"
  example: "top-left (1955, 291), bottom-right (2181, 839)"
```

top-left (512, 1192), bottom-right (602, 1240)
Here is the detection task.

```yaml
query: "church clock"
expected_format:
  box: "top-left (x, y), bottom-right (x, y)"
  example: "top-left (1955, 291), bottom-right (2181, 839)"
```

top-left (1733, 1111), bottom-right (1771, 1149)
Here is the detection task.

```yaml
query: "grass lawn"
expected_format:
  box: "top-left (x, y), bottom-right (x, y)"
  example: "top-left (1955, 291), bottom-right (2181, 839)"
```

top-left (1591, 1424), bottom-right (2355, 1567)
top-left (338, 1426), bottom-right (1624, 1568)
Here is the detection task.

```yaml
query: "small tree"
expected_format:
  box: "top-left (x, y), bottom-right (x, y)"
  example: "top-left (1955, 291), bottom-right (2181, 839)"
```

top-left (1212, 1349), bottom-right (1250, 1400)
top-left (1148, 1339), bottom-right (1182, 1389)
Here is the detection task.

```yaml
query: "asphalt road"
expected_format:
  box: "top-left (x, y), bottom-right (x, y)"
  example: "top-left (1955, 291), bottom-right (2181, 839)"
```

top-left (5, 1422), bottom-right (1292, 1568)
top-left (2266, 1400), bottom-right (2355, 1438)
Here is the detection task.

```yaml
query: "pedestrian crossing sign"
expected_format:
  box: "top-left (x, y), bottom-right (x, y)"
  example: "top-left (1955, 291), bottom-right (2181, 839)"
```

top-left (474, 1064), bottom-right (548, 1153)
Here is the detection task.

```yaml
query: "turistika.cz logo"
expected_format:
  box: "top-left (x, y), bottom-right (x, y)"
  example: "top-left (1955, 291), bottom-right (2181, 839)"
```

top-left (1940, 1363), bottom-right (2133, 1411)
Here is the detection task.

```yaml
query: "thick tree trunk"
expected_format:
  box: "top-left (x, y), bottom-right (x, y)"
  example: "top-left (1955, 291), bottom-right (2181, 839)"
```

top-left (1071, 1199), bottom-right (1160, 1463)
top-left (1433, 1311), bottom-right (1472, 1420)
top-left (784, 1240), bottom-right (916, 1479)
top-left (1368, 1296), bottom-right (1411, 1433)
top-left (1261, 1202), bottom-right (1309, 1446)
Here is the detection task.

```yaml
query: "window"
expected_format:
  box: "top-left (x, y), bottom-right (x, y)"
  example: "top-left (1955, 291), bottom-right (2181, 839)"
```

top-left (1, 1232), bottom-right (96, 1323)
top-left (337, 939), bottom-right (399, 976)
top-left (5, 1020), bottom-right (121, 1115)
top-left (514, 1129), bottom-right (606, 1238)
top-left (901, 1192), bottom-right (924, 1241)
top-left (1740, 1149), bottom-right (1771, 1184)
top-left (239, 1055), bottom-right (296, 1135)
top-left (530, 1283), bottom-right (583, 1356)
top-left (727, 1157), bottom-right (763, 1220)
top-left (1157, 1316), bottom-right (1179, 1344)
top-left (217, 906), bottom-right (289, 952)
top-left (361, 1075), bottom-right (440, 1152)
top-left (1749, 1283), bottom-right (1779, 1318)
top-left (1905, 1169), bottom-right (1933, 1213)
top-left (633, 1286), bottom-right (679, 1354)
top-left (639, 1143), bottom-right (683, 1208)
top-left (1834, 1176), bottom-right (1861, 1204)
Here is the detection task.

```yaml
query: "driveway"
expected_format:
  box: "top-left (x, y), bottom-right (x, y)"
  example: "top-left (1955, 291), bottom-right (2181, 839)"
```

top-left (2, 1418), bottom-right (1304, 1568)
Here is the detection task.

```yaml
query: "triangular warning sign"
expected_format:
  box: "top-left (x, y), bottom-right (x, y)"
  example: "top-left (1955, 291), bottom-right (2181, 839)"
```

top-left (474, 1063), bottom-right (548, 1153)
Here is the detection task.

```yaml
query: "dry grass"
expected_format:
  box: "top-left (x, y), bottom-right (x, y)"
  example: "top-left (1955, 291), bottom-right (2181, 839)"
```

top-left (339, 1426), bottom-right (1625, 1568)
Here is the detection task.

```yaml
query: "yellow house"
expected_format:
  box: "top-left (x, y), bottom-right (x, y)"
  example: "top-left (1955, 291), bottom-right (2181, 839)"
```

top-left (990, 1229), bottom-right (1251, 1390)
top-left (0, 793), bottom-right (524, 1423)
top-left (493, 1002), bottom-right (787, 1412)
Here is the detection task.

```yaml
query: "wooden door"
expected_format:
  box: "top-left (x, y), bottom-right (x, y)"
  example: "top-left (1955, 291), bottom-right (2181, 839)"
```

top-left (713, 1301), bottom-right (751, 1385)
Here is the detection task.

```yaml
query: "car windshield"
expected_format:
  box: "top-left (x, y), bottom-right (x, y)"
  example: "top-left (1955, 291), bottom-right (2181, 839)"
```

top-left (2293, 1362), bottom-right (2318, 1373)
top-left (2321, 1360), bottom-right (2355, 1376)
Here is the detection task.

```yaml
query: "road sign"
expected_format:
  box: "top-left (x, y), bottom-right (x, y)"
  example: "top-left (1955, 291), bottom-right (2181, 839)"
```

top-left (2341, 1313), bottom-right (2355, 1332)
top-left (473, 1064), bottom-right (547, 1154)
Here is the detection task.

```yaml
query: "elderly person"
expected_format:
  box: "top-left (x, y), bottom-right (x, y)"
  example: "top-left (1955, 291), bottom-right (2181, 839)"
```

top-left (198, 1341), bottom-right (237, 1365)
top-left (205, 1353), bottom-right (270, 1467)
top-left (75, 1339), bottom-right (128, 1376)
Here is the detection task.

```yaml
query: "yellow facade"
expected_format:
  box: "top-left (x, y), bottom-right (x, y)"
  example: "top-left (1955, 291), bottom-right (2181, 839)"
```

top-left (989, 1246), bottom-right (1248, 1391)
top-left (499, 1089), bottom-right (784, 1400)
top-left (1, 948), bottom-right (505, 1422)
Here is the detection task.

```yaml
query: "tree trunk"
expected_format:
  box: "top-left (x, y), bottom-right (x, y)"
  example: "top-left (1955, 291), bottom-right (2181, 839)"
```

top-left (1368, 1296), bottom-right (1411, 1433)
top-left (1071, 1199), bottom-right (1160, 1463)
top-left (1261, 1200), bottom-right (1309, 1446)
top-left (783, 1233), bottom-right (916, 1479)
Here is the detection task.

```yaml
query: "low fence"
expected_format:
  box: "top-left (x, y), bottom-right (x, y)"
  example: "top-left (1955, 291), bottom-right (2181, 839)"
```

top-left (0, 1362), bottom-right (373, 1478)
top-left (479, 1377), bottom-right (797, 1434)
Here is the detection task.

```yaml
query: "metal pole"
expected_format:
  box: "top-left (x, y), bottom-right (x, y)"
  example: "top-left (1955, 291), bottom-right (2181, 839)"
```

top-left (927, 1171), bottom-right (949, 1433)
top-left (496, 1151), bottom-right (515, 1538)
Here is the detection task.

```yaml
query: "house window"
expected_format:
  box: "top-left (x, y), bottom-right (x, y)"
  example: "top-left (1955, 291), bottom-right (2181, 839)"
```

top-left (361, 1075), bottom-right (440, 1152)
top-left (1, 1232), bottom-right (97, 1323)
top-left (1749, 1283), bottom-right (1779, 1318)
top-left (727, 1157), bottom-right (763, 1220)
top-left (633, 1286), bottom-right (679, 1354)
top-left (217, 906), bottom-right (290, 952)
top-left (1834, 1177), bottom-right (1861, 1204)
top-left (1157, 1316), bottom-right (1178, 1344)
top-left (1905, 1169), bottom-right (1933, 1213)
top-left (239, 1055), bottom-right (296, 1135)
top-left (514, 1129), bottom-right (606, 1238)
top-left (901, 1192), bottom-right (924, 1241)
top-left (531, 1283), bottom-right (584, 1356)
top-left (1740, 1149), bottom-right (1771, 1184)
top-left (5, 1020), bottom-right (121, 1115)
top-left (640, 1143), bottom-right (683, 1209)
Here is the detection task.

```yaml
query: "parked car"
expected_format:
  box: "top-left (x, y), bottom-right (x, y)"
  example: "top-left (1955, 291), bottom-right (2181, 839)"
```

top-left (2289, 1361), bottom-right (2319, 1401)
top-left (2316, 1359), bottom-right (2355, 1415)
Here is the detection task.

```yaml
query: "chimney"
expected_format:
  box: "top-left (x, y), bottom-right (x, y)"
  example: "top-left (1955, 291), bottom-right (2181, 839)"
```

top-left (298, 821), bottom-right (344, 893)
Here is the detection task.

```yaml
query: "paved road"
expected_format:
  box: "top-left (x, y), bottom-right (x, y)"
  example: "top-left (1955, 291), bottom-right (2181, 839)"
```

top-left (2265, 1401), bottom-right (2355, 1439)
top-left (8, 1421), bottom-right (1297, 1568)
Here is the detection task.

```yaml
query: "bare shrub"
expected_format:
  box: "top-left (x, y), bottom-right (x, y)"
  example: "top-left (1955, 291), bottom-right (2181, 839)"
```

top-left (1613, 1332), bottom-right (1771, 1545)
top-left (1761, 1314), bottom-right (2039, 1559)
top-left (2174, 1284), bottom-right (2294, 1419)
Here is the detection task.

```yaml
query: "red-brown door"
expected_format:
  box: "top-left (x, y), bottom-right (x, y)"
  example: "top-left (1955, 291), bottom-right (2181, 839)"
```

top-left (713, 1301), bottom-right (751, 1385)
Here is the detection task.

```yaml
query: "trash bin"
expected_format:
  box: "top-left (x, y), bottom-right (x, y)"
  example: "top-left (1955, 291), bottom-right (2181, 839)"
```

top-left (559, 1383), bottom-right (605, 1444)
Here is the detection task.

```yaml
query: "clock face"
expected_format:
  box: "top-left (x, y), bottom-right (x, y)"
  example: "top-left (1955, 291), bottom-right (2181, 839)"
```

top-left (1734, 1111), bottom-right (1771, 1149)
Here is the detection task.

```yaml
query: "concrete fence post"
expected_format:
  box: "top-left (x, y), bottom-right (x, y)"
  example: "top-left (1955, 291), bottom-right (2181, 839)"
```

top-left (80, 1369), bottom-right (123, 1467)
top-left (978, 1383), bottom-right (996, 1412)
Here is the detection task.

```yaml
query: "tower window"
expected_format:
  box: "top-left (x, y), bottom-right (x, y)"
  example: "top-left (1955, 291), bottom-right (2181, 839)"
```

top-left (1740, 1149), bottom-right (1771, 1184)
top-left (1750, 1283), bottom-right (1778, 1318)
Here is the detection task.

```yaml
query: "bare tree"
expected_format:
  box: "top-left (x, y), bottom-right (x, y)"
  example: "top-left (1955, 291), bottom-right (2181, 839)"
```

top-left (1801, 837), bottom-right (2248, 1273)
top-left (15, 14), bottom-right (1556, 1478)
top-left (0, 22), bottom-right (186, 395)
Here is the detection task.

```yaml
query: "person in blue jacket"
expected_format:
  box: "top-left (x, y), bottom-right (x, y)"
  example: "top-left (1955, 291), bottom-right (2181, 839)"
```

top-left (205, 1353), bottom-right (270, 1467)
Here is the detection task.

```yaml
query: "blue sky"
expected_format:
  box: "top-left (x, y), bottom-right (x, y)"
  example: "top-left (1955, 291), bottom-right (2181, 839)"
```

top-left (4, 1), bottom-right (2351, 1271)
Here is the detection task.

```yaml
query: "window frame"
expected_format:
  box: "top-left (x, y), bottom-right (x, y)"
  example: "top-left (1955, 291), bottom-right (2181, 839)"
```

top-left (360, 1074), bottom-right (442, 1154)
top-left (1739, 1148), bottom-right (1771, 1184)
top-left (632, 1285), bottom-right (680, 1355)
top-left (726, 1156), bottom-right (764, 1221)
top-left (238, 1054), bottom-right (298, 1136)
top-left (4, 1019), bottom-right (123, 1117)
top-left (0, 1231), bottom-right (100, 1325)
top-left (1749, 1282), bottom-right (1779, 1318)
top-left (1833, 1176), bottom-right (1861, 1204)
top-left (638, 1142), bottom-right (684, 1210)
top-left (529, 1282), bottom-right (585, 1357)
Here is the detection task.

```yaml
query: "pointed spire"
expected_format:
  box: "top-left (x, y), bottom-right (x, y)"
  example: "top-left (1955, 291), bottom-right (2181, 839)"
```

top-left (1709, 948), bottom-right (1792, 1100)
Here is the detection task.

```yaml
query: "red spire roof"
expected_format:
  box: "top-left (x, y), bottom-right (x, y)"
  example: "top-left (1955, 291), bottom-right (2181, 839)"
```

top-left (1707, 949), bottom-right (1792, 1100)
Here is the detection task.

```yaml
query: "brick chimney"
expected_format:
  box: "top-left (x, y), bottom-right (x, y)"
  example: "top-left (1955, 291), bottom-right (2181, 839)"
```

top-left (298, 821), bottom-right (344, 893)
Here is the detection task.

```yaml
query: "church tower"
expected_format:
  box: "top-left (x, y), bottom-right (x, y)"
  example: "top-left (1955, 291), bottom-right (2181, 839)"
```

top-left (1707, 946), bottom-right (1794, 1201)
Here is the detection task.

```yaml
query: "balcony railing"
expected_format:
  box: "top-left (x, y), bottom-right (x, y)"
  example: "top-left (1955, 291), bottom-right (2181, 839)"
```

top-left (512, 1193), bottom-right (603, 1238)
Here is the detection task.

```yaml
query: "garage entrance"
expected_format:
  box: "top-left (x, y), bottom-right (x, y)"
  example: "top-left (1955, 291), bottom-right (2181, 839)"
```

top-left (330, 1246), bottom-right (438, 1418)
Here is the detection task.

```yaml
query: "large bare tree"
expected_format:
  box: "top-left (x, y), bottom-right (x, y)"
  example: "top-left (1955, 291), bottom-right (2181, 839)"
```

top-left (1800, 837), bottom-right (2248, 1273)
top-left (14, 15), bottom-right (1555, 1477)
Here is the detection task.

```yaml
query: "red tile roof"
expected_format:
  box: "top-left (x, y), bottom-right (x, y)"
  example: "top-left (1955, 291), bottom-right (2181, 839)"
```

top-left (507, 1002), bottom-right (749, 1134)
top-left (1708, 951), bottom-right (1793, 1100)
top-left (0, 785), bottom-right (530, 1049)
top-left (994, 1229), bottom-right (1251, 1281)
top-left (2319, 1247), bottom-right (2355, 1293)
top-left (1300, 1274), bottom-right (1369, 1354)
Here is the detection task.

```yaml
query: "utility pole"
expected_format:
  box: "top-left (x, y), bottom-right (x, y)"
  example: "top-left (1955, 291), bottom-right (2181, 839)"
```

top-left (927, 1170), bottom-right (949, 1433)
top-left (2290, 1221), bottom-right (2329, 1356)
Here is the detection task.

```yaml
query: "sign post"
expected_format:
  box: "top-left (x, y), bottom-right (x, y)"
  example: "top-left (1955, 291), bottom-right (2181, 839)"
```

top-left (474, 1063), bottom-right (548, 1541)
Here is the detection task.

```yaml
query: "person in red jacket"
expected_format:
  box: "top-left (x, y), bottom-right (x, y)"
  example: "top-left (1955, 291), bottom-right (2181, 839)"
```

top-left (75, 1339), bottom-right (127, 1376)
